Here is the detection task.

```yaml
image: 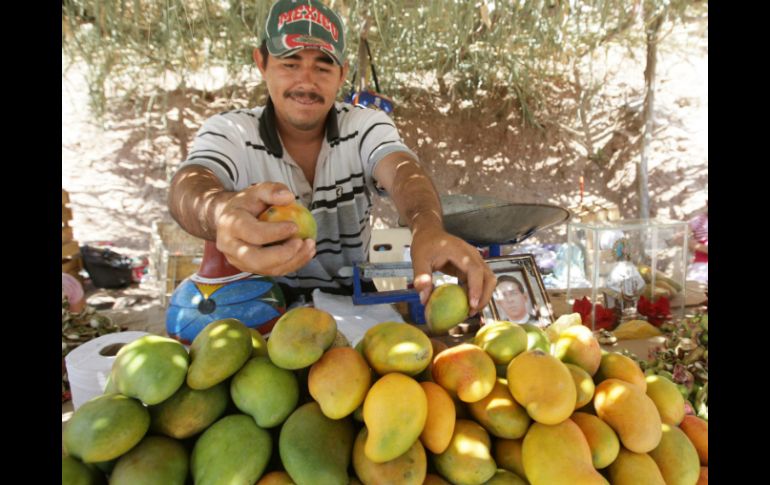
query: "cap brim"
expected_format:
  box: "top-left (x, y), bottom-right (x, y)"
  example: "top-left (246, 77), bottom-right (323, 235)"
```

top-left (266, 36), bottom-right (343, 66)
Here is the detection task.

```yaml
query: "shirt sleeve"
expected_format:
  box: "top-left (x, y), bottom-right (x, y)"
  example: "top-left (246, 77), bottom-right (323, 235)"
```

top-left (357, 110), bottom-right (419, 196)
top-left (178, 114), bottom-right (247, 191)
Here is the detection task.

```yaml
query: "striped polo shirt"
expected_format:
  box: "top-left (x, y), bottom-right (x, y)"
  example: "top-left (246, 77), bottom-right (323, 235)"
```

top-left (179, 98), bottom-right (418, 298)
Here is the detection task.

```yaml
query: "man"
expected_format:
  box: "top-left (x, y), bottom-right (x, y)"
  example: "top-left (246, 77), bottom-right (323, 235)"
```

top-left (493, 275), bottom-right (536, 324)
top-left (168, 0), bottom-right (495, 314)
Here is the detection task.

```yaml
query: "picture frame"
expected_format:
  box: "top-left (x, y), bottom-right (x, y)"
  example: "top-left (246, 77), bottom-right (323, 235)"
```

top-left (481, 254), bottom-right (554, 328)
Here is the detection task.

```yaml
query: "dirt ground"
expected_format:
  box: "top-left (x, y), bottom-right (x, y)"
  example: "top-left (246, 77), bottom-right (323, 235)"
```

top-left (61, 17), bottom-right (707, 327)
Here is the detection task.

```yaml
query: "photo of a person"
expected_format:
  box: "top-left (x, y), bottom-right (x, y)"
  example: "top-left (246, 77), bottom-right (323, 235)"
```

top-left (492, 274), bottom-right (538, 324)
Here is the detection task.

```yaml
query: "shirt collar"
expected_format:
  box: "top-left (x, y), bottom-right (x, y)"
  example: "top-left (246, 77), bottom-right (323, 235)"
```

top-left (259, 98), bottom-right (340, 158)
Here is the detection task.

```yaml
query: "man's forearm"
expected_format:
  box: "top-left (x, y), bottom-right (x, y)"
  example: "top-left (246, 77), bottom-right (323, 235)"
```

top-left (168, 165), bottom-right (234, 241)
top-left (387, 157), bottom-right (444, 234)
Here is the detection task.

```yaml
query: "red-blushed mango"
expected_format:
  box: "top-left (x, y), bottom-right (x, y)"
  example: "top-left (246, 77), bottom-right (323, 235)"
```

top-left (187, 318), bottom-right (252, 390)
top-left (433, 420), bottom-right (497, 485)
top-left (507, 350), bottom-right (576, 425)
top-left (595, 352), bottom-right (647, 392)
top-left (565, 363), bottom-right (595, 410)
top-left (432, 343), bottom-right (496, 403)
top-left (267, 307), bottom-right (337, 370)
top-left (474, 321), bottom-right (528, 365)
top-left (594, 379), bottom-right (662, 453)
top-left (679, 415), bottom-right (708, 465)
top-left (361, 321), bottom-right (432, 376)
top-left (553, 325), bottom-right (602, 376)
top-left (230, 356), bottom-right (299, 428)
top-left (419, 381), bottom-right (456, 454)
top-left (522, 420), bottom-right (609, 485)
top-left (645, 374), bottom-right (686, 425)
top-left (468, 378), bottom-right (531, 439)
top-left (425, 283), bottom-right (470, 334)
top-left (363, 373), bottom-right (428, 463)
top-left (352, 427), bottom-right (427, 485)
top-left (309, 347), bottom-right (371, 419)
top-left (424, 474), bottom-right (452, 485)
top-left (109, 435), bottom-right (188, 485)
top-left (570, 412), bottom-right (620, 469)
top-left (494, 438), bottom-right (526, 480)
top-left (255, 471), bottom-right (295, 485)
top-left (697, 467), bottom-right (708, 484)
top-left (484, 469), bottom-right (528, 484)
top-left (648, 423), bottom-right (701, 485)
top-left (258, 202), bottom-right (317, 240)
top-left (417, 337), bottom-right (450, 382)
top-left (606, 448), bottom-right (666, 485)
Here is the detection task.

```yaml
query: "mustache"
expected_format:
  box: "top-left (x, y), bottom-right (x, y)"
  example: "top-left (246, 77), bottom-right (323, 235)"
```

top-left (285, 90), bottom-right (324, 103)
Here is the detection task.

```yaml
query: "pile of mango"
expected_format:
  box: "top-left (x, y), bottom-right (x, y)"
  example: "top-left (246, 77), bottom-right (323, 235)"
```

top-left (62, 302), bottom-right (708, 485)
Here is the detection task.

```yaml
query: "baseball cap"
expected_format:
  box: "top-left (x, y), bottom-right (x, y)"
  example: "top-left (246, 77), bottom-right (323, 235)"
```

top-left (264, 0), bottom-right (346, 66)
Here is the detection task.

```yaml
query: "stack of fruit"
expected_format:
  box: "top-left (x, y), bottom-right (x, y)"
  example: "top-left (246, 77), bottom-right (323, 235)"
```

top-left (62, 285), bottom-right (708, 485)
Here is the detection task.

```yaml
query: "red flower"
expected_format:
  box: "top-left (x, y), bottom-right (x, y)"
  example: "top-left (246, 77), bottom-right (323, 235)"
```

top-left (637, 295), bottom-right (671, 326)
top-left (573, 296), bottom-right (618, 330)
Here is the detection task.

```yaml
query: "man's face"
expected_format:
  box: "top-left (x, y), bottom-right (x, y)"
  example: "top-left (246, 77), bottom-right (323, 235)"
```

top-left (255, 48), bottom-right (348, 133)
top-left (495, 280), bottom-right (529, 322)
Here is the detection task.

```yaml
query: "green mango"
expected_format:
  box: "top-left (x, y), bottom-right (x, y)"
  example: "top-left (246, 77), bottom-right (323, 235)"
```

top-left (267, 307), bottom-right (337, 370)
top-left (191, 414), bottom-right (271, 485)
top-left (520, 323), bottom-right (550, 353)
top-left (187, 318), bottom-right (252, 389)
top-left (63, 393), bottom-right (150, 463)
top-left (110, 335), bottom-right (189, 405)
top-left (231, 356), bottom-right (299, 428)
top-left (280, 402), bottom-right (355, 485)
top-left (62, 455), bottom-right (106, 485)
top-left (110, 435), bottom-right (188, 485)
top-left (149, 381), bottom-right (229, 439)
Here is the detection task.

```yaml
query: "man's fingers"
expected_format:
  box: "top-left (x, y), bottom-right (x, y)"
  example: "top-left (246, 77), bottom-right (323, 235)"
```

top-left (246, 181), bottom-right (296, 208)
top-left (465, 263), bottom-right (483, 315)
top-left (221, 210), bottom-right (298, 246)
top-left (222, 237), bottom-right (315, 276)
top-left (411, 256), bottom-right (434, 305)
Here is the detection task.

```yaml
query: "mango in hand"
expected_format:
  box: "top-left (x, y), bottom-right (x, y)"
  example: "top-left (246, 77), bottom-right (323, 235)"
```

top-left (258, 202), bottom-right (317, 240)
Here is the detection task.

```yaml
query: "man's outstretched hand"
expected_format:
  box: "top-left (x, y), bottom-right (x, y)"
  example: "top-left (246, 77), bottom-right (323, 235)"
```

top-left (215, 182), bottom-right (316, 276)
top-left (410, 225), bottom-right (497, 316)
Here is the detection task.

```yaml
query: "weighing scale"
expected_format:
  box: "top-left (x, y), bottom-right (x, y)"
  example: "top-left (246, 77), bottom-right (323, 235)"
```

top-left (352, 195), bottom-right (571, 323)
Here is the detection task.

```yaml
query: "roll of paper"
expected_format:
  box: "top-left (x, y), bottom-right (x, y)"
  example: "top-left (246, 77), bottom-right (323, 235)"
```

top-left (65, 331), bottom-right (150, 410)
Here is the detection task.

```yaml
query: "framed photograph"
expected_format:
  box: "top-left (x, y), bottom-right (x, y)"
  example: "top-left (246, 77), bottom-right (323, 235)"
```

top-left (481, 254), bottom-right (554, 328)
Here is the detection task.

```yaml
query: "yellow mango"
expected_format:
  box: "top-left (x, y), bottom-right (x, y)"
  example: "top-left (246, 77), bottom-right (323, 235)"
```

top-left (353, 427), bottom-right (426, 485)
top-left (494, 438), bottom-right (526, 481)
top-left (267, 307), bottom-right (337, 370)
top-left (433, 420), bottom-right (497, 485)
top-left (595, 352), bottom-right (647, 392)
top-left (309, 347), bottom-right (372, 419)
top-left (419, 381), bottom-right (456, 454)
top-left (425, 284), bottom-right (470, 334)
top-left (565, 363), bottom-right (595, 410)
top-left (645, 374), bottom-right (685, 425)
top-left (553, 325), bottom-right (602, 376)
top-left (522, 420), bottom-right (609, 485)
top-left (474, 321), bottom-right (528, 365)
top-left (607, 448), bottom-right (666, 485)
top-left (363, 373), bottom-right (427, 463)
top-left (570, 412), bottom-right (620, 469)
top-left (594, 378), bottom-right (662, 453)
top-left (432, 343), bottom-right (497, 403)
top-left (648, 424), bottom-right (701, 485)
top-left (507, 350), bottom-right (576, 425)
top-left (361, 321), bottom-right (432, 376)
top-left (468, 378), bottom-right (531, 439)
